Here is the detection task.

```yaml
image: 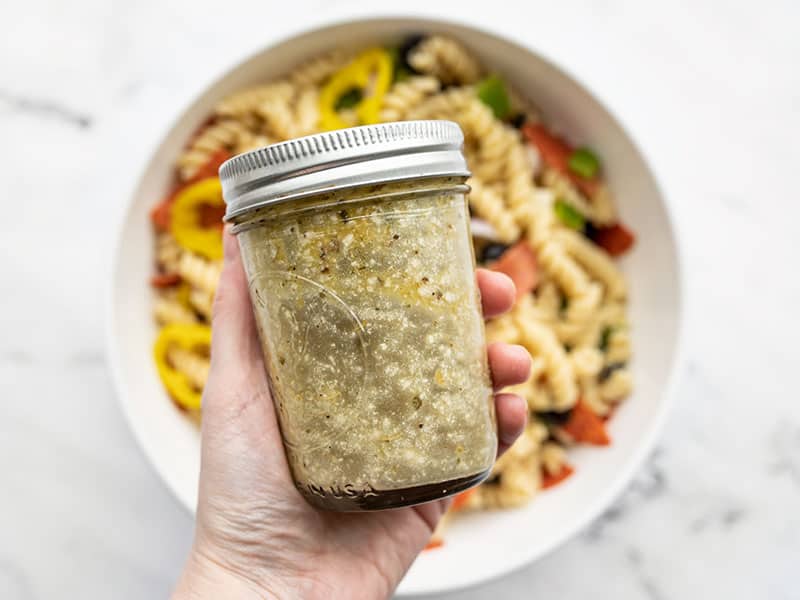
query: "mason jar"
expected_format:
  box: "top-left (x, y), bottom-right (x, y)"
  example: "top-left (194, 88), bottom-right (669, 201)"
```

top-left (220, 121), bottom-right (496, 511)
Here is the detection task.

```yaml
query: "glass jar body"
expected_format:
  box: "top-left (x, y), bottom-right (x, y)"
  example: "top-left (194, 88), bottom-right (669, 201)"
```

top-left (234, 178), bottom-right (496, 510)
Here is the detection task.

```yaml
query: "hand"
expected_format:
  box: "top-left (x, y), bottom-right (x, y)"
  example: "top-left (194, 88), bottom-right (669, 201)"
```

top-left (173, 230), bottom-right (531, 600)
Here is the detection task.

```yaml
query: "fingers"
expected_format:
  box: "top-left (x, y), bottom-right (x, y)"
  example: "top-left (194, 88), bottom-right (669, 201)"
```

top-left (494, 393), bottom-right (528, 456)
top-left (208, 228), bottom-right (262, 372)
top-left (476, 269), bottom-right (515, 318)
top-left (487, 341), bottom-right (530, 455)
top-left (487, 342), bottom-right (531, 391)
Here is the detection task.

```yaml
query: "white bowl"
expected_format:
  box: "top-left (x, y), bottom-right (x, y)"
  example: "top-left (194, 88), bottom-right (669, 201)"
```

top-left (107, 16), bottom-right (684, 597)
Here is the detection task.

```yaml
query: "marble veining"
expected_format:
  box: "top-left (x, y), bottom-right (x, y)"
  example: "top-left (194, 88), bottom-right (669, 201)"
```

top-left (0, 90), bottom-right (93, 129)
top-left (2, 0), bottom-right (798, 598)
top-left (0, 558), bottom-right (36, 600)
top-left (625, 546), bottom-right (667, 600)
top-left (583, 448), bottom-right (669, 542)
top-left (768, 422), bottom-right (800, 487)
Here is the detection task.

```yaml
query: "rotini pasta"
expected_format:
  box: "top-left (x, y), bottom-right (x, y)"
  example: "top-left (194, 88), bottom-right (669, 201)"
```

top-left (554, 228), bottom-right (627, 300)
top-left (508, 86), bottom-right (541, 126)
top-left (289, 51), bottom-right (351, 88)
top-left (515, 298), bottom-right (578, 410)
top-left (600, 368), bottom-right (633, 402)
top-left (514, 191), bottom-right (595, 310)
top-left (580, 375), bottom-right (610, 416)
top-left (177, 252), bottom-right (222, 296)
top-left (189, 288), bottom-right (214, 321)
top-left (177, 119), bottom-right (254, 181)
top-left (154, 295), bottom-right (198, 326)
top-left (508, 377), bottom-right (555, 412)
top-left (505, 140), bottom-right (537, 214)
top-left (467, 177), bottom-right (520, 243)
top-left (540, 441), bottom-right (567, 477)
top-left (167, 345), bottom-right (210, 391)
top-left (565, 282), bottom-right (603, 326)
top-left (559, 300), bottom-right (623, 349)
top-left (587, 182), bottom-right (617, 226)
top-left (408, 35), bottom-right (482, 85)
top-left (256, 95), bottom-right (297, 141)
top-left (529, 356), bottom-right (547, 382)
top-left (484, 313), bottom-right (521, 345)
top-left (534, 238), bottom-right (592, 300)
top-left (570, 346), bottom-right (604, 378)
top-left (379, 76), bottom-right (440, 122)
top-left (294, 87), bottom-right (319, 136)
top-left (459, 98), bottom-right (518, 184)
top-left (214, 81), bottom-right (294, 120)
top-left (532, 279), bottom-right (561, 322)
top-left (606, 328), bottom-right (632, 364)
top-left (155, 232), bottom-right (182, 273)
top-left (541, 167), bottom-right (616, 226)
top-left (465, 422), bottom-right (547, 509)
top-left (406, 85), bottom-right (473, 120)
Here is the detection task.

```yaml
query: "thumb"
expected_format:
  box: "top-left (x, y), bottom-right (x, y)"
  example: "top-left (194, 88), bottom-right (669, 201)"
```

top-left (208, 227), bottom-right (263, 374)
top-left (198, 229), bottom-right (290, 507)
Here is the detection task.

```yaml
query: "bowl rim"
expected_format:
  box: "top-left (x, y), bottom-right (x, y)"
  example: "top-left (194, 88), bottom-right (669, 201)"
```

top-left (105, 12), bottom-right (687, 596)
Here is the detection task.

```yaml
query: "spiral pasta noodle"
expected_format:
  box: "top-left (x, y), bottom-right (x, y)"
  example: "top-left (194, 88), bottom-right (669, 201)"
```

top-left (580, 375), bottom-right (609, 416)
top-left (289, 51), bottom-right (351, 88)
top-left (541, 167), bottom-right (616, 226)
top-left (459, 99), bottom-right (518, 184)
top-left (554, 228), bottom-right (627, 300)
top-left (535, 239), bottom-right (592, 300)
top-left (600, 368), bottom-right (633, 402)
top-left (177, 119), bottom-right (253, 181)
top-left (588, 183), bottom-right (617, 226)
top-left (467, 177), bottom-right (520, 244)
top-left (189, 288), bottom-right (214, 321)
top-left (177, 252), bottom-right (222, 297)
top-left (464, 422), bottom-right (547, 509)
top-left (379, 76), bottom-right (440, 122)
top-left (408, 35), bottom-right (482, 84)
top-left (484, 313), bottom-right (521, 345)
top-left (565, 282), bottom-right (603, 326)
top-left (606, 328), bottom-right (632, 364)
top-left (155, 232), bottom-right (182, 273)
top-left (570, 346), bottom-right (604, 378)
top-left (214, 81), bottom-right (294, 120)
top-left (514, 299), bottom-right (578, 411)
top-left (294, 87), bottom-right (319, 136)
top-left (154, 295), bottom-right (198, 326)
top-left (531, 279), bottom-right (561, 322)
top-left (167, 346), bottom-right (210, 391)
top-left (233, 132), bottom-right (273, 155)
top-left (256, 95), bottom-right (297, 141)
top-left (540, 441), bottom-right (567, 477)
top-left (508, 377), bottom-right (554, 412)
top-left (406, 85), bottom-right (473, 121)
top-left (505, 141), bottom-right (537, 214)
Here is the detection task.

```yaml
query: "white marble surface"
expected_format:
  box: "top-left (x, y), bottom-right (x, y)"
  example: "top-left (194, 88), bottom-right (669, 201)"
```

top-left (2, 0), bottom-right (799, 598)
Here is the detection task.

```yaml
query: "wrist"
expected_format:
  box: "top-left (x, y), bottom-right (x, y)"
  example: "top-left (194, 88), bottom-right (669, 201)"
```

top-left (172, 545), bottom-right (291, 600)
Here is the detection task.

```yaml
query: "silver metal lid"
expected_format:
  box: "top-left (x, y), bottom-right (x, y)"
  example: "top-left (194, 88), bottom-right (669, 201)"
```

top-left (219, 120), bottom-right (469, 220)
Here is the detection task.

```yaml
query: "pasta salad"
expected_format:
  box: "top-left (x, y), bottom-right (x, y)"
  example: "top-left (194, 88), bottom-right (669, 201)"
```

top-left (148, 34), bottom-right (636, 544)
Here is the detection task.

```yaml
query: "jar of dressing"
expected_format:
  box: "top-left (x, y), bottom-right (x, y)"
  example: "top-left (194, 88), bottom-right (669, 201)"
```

top-left (220, 121), bottom-right (496, 511)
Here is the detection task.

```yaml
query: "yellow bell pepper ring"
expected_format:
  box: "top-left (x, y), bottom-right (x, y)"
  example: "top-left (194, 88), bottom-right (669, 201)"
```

top-left (153, 323), bottom-right (212, 411)
top-left (170, 177), bottom-right (224, 260)
top-left (319, 48), bottom-right (394, 131)
top-left (356, 50), bottom-right (393, 125)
